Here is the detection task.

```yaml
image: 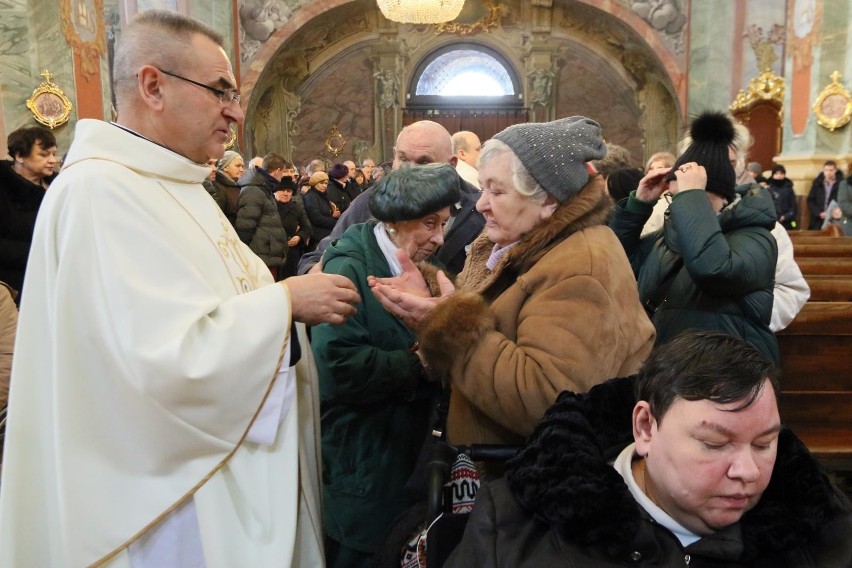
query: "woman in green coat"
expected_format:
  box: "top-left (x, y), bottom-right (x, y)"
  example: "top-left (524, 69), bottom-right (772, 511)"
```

top-left (610, 112), bottom-right (779, 362)
top-left (311, 163), bottom-right (460, 568)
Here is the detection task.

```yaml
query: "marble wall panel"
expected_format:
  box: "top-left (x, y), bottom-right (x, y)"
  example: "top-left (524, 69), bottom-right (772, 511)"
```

top-left (555, 55), bottom-right (644, 168)
top-left (0, 0), bottom-right (75, 153)
top-left (190, 0), bottom-right (237, 63)
top-left (811, 0), bottom-right (852, 157)
top-left (686, 0), bottom-right (737, 114)
top-left (290, 44), bottom-right (376, 168)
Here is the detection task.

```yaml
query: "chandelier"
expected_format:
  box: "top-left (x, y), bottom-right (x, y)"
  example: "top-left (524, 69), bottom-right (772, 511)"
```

top-left (376, 0), bottom-right (465, 24)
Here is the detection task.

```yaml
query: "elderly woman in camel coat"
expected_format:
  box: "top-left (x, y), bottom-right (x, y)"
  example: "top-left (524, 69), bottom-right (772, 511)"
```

top-left (370, 117), bottom-right (655, 449)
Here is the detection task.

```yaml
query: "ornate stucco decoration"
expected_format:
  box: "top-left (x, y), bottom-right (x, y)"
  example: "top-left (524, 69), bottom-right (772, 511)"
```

top-left (528, 69), bottom-right (555, 108)
top-left (788, 0), bottom-right (821, 72)
top-left (26, 70), bottom-right (73, 129)
top-left (729, 69), bottom-right (785, 113)
top-left (812, 71), bottom-right (852, 132)
top-left (746, 23), bottom-right (785, 72)
top-left (60, 0), bottom-right (106, 79)
top-left (433, 0), bottom-right (505, 36)
top-left (374, 69), bottom-right (401, 108)
top-left (630, 0), bottom-right (686, 55)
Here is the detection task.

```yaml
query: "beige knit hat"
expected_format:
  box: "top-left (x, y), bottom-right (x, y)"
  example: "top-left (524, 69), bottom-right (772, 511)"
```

top-left (308, 171), bottom-right (329, 187)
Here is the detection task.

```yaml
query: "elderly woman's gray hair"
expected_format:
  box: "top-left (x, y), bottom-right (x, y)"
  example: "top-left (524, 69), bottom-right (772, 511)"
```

top-left (489, 116), bottom-right (607, 203)
top-left (479, 139), bottom-right (549, 205)
top-left (217, 150), bottom-right (242, 171)
top-left (369, 163), bottom-right (461, 222)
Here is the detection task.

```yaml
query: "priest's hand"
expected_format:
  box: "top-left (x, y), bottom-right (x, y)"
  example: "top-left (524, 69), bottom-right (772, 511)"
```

top-left (283, 273), bottom-right (360, 325)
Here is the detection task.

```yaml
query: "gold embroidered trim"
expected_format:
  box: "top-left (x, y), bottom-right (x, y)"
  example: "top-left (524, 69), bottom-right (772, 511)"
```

top-left (90, 185), bottom-right (294, 567)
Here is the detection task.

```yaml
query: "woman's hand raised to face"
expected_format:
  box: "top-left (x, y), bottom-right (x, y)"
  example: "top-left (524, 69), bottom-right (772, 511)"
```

top-left (672, 162), bottom-right (707, 194)
top-left (367, 249), bottom-right (455, 330)
top-left (635, 166), bottom-right (673, 203)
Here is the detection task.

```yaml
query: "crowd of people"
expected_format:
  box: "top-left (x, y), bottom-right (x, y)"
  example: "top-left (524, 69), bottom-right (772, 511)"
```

top-left (0, 8), bottom-right (850, 568)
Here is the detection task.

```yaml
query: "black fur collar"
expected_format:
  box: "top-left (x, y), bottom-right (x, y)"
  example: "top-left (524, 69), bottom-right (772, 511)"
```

top-left (505, 377), bottom-right (848, 558)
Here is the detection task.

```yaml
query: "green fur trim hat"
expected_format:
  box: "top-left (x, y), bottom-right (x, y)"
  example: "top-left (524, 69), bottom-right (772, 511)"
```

top-left (369, 163), bottom-right (461, 222)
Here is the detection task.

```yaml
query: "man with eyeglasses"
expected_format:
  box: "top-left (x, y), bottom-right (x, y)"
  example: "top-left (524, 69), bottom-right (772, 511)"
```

top-left (0, 10), bottom-right (359, 568)
top-left (298, 121), bottom-right (485, 276)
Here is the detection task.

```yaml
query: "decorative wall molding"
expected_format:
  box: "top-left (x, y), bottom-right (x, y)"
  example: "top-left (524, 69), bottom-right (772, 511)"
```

top-left (60, 0), bottom-right (106, 80)
top-left (730, 69), bottom-right (785, 112)
top-left (433, 0), bottom-right (505, 36)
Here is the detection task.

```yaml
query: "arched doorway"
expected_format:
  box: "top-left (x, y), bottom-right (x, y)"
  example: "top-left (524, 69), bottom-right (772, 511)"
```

top-left (241, 0), bottom-right (683, 170)
top-left (403, 43), bottom-right (527, 141)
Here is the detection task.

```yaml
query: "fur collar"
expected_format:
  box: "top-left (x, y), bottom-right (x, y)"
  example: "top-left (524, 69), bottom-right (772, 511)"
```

top-left (460, 177), bottom-right (612, 294)
top-left (505, 377), bottom-right (850, 558)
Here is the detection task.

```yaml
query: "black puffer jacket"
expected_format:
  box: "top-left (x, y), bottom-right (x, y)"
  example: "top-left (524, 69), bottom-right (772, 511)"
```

top-left (234, 168), bottom-right (288, 267)
top-left (0, 160), bottom-right (55, 297)
top-left (445, 378), bottom-right (852, 568)
top-left (611, 187), bottom-right (779, 362)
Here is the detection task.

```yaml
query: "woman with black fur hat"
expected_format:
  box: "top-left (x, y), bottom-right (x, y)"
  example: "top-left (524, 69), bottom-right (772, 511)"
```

top-left (311, 163), bottom-right (460, 568)
top-left (610, 111), bottom-right (779, 362)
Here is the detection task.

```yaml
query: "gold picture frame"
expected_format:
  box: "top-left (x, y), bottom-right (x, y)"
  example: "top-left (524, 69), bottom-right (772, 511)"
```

top-left (324, 124), bottom-right (347, 157)
top-left (26, 70), bottom-right (73, 129)
top-left (813, 71), bottom-right (852, 132)
top-left (225, 125), bottom-right (238, 150)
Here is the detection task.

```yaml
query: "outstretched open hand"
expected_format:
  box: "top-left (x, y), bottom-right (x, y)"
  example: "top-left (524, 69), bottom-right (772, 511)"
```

top-left (367, 249), bottom-right (455, 330)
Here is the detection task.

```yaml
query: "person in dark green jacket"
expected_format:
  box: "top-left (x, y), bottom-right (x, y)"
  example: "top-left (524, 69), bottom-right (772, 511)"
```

top-left (610, 112), bottom-right (779, 362)
top-left (311, 163), bottom-right (461, 568)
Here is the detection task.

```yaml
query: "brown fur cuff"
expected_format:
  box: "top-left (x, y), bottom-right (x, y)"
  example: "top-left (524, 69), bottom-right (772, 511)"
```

top-left (416, 261), bottom-right (454, 297)
top-left (419, 291), bottom-right (495, 378)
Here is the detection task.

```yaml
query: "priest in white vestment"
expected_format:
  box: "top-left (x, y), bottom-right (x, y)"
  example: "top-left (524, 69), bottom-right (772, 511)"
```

top-left (0, 10), bottom-right (359, 568)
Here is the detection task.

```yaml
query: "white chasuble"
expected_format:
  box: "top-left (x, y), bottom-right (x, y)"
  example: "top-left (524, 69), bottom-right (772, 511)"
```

top-left (0, 120), bottom-right (323, 567)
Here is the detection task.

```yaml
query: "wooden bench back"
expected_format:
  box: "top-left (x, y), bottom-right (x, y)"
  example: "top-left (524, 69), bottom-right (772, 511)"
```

top-left (778, 230), bottom-right (852, 472)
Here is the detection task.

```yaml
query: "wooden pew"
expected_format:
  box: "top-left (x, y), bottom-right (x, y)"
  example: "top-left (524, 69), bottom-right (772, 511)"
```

top-left (793, 243), bottom-right (852, 258)
top-left (782, 232), bottom-right (852, 472)
top-left (797, 258), bottom-right (852, 275)
top-left (777, 302), bottom-right (852, 472)
top-left (806, 276), bottom-right (852, 302)
top-left (789, 225), bottom-right (845, 238)
top-left (788, 236), bottom-right (852, 246)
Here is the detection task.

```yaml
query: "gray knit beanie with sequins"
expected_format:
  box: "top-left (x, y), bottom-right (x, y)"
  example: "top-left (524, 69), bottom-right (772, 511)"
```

top-left (493, 116), bottom-right (607, 202)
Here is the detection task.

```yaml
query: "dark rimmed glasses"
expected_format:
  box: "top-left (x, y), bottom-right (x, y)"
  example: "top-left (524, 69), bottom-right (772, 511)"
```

top-left (156, 68), bottom-right (241, 104)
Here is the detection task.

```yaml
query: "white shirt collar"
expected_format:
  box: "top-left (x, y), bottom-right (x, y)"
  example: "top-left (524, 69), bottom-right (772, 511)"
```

top-left (374, 222), bottom-right (403, 276)
top-left (613, 443), bottom-right (702, 547)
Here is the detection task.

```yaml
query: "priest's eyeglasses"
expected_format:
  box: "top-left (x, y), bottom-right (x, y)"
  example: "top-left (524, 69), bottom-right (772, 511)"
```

top-left (156, 68), bottom-right (241, 104)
